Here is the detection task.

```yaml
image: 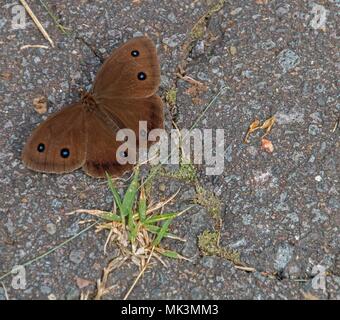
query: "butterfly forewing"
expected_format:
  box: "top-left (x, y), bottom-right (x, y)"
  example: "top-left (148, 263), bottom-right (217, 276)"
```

top-left (92, 37), bottom-right (160, 99)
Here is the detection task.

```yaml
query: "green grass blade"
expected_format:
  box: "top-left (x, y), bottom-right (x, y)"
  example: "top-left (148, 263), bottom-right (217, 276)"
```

top-left (121, 168), bottom-right (139, 217)
top-left (144, 213), bottom-right (179, 224)
top-left (160, 250), bottom-right (181, 259)
top-left (152, 218), bottom-right (173, 246)
top-left (138, 185), bottom-right (147, 222)
top-left (99, 212), bottom-right (121, 222)
top-left (106, 173), bottom-right (123, 214)
top-left (128, 217), bottom-right (137, 242)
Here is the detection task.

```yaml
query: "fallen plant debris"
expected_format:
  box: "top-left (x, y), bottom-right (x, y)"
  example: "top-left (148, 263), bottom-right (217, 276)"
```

top-left (0, 72), bottom-right (12, 81)
top-left (33, 96), bottom-right (48, 114)
top-left (244, 116), bottom-right (276, 143)
top-left (19, 0), bottom-right (55, 47)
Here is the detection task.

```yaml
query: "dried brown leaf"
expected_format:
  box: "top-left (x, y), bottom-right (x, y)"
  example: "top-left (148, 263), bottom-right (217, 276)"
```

top-left (244, 118), bottom-right (261, 143)
top-left (261, 116), bottom-right (275, 137)
top-left (33, 96), bottom-right (48, 114)
top-left (75, 277), bottom-right (93, 289)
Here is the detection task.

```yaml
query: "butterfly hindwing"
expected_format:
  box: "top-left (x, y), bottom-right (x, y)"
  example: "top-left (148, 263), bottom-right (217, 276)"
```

top-left (22, 103), bottom-right (86, 173)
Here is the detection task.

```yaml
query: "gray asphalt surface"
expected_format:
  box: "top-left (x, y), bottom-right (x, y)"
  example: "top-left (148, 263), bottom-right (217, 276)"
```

top-left (0, 0), bottom-right (339, 299)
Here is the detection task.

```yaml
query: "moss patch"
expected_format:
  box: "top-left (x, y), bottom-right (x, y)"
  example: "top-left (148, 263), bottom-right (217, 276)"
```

top-left (165, 161), bottom-right (197, 183)
top-left (198, 230), bottom-right (242, 266)
top-left (194, 184), bottom-right (221, 220)
top-left (185, 0), bottom-right (226, 54)
top-left (165, 88), bottom-right (177, 106)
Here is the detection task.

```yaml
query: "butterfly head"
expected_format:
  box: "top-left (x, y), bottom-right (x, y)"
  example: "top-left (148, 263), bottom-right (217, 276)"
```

top-left (81, 91), bottom-right (97, 112)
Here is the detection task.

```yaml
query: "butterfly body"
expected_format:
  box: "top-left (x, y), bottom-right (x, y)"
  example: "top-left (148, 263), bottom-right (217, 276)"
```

top-left (22, 37), bottom-right (163, 178)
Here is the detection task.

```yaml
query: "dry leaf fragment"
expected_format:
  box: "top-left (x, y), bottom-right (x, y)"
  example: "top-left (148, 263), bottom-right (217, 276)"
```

top-left (229, 46), bottom-right (237, 56)
top-left (261, 116), bottom-right (275, 138)
top-left (244, 118), bottom-right (261, 143)
top-left (244, 116), bottom-right (276, 143)
top-left (75, 277), bottom-right (93, 289)
top-left (33, 96), bottom-right (48, 114)
top-left (261, 138), bottom-right (274, 153)
top-left (0, 72), bottom-right (12, 81)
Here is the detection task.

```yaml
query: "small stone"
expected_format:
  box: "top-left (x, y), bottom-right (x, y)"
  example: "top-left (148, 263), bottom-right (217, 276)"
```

top-left (162, 34), bottom-right (183, 48)
top-left (191, 40), bottom-right (205, 58)
top-left (312, 208), bottom-right (328, 223)
top-left (274, 242), bottom-right (294, 271)
top-left (308, 124), bottom-right (321, 136)
top-left (242, 214), bottom-right (253, 225)
top-left (197, 72), bottom-right (209, 81)
top-left (167, 12), bottom-right (177, 23)
top-left (200, 256), bottom-right (216, 268)
top-left (315, 175), bottom-right (322, 182)
top-left (46, 223), bottom-right (56, 235)
top-left (48, 293), bottom-right (57, 300)
top-left (133, 31), bottom-right (143, 38)
top-left (230, 7), bottom-right (242, 15)
top-left (260, 40), bottom-right (276, 50)
top-left (310, 3), bottom-right (328, 30)
top-left (69, 249), bottom-right (85, 264)
top-left (276, 5), bottom-right (290, 17)
top-left (4, 120), bottom-right (13, 129)
top-left (40, 285), bottom-right (52, 295)
top-left (278, 49), bottom-right (300, 72)
top-left (242, 70), bottom-right (253, 79)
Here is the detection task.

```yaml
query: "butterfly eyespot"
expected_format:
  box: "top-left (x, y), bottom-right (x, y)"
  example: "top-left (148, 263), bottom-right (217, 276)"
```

top-left (131, 50), bottom-right (139, 57)
top-left (137, 72), bottom-right (147, 80)
top-left (60, 148), bottom-right (70, 158)
top-left (37, 143), bottom-right (45, 152)
top-left (119, 151), bottom-right (128, 158)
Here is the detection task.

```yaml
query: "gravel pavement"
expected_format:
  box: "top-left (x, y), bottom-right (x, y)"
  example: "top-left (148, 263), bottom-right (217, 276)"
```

top-left (0, 0), bottom-right (339, 300)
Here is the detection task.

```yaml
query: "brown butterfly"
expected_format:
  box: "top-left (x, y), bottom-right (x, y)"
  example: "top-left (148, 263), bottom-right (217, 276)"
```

top-left (22, 37), bottom-right (164, 178)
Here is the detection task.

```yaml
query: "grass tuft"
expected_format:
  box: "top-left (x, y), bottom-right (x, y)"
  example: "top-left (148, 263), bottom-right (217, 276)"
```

top-left (76, 167), bottom-right (192, 299)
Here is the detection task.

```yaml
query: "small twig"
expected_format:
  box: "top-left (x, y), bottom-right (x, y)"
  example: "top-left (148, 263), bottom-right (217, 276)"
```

top-left (234, 265), bottom-right (256, 272)
top-left (66, 209), bottom-right (108, 216)
top-left (20, 44), bottom-right (49, 50)
top-left (176, 73), bottom-right (205, 87)
top-left (123, 246), bottom-right (155, 300)
top-left (146, 188), bottom-right (181, 214)
top-left (332, 117), bottom-right (339, 132)
top-left (19, 0), bottom-right (55, 48)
